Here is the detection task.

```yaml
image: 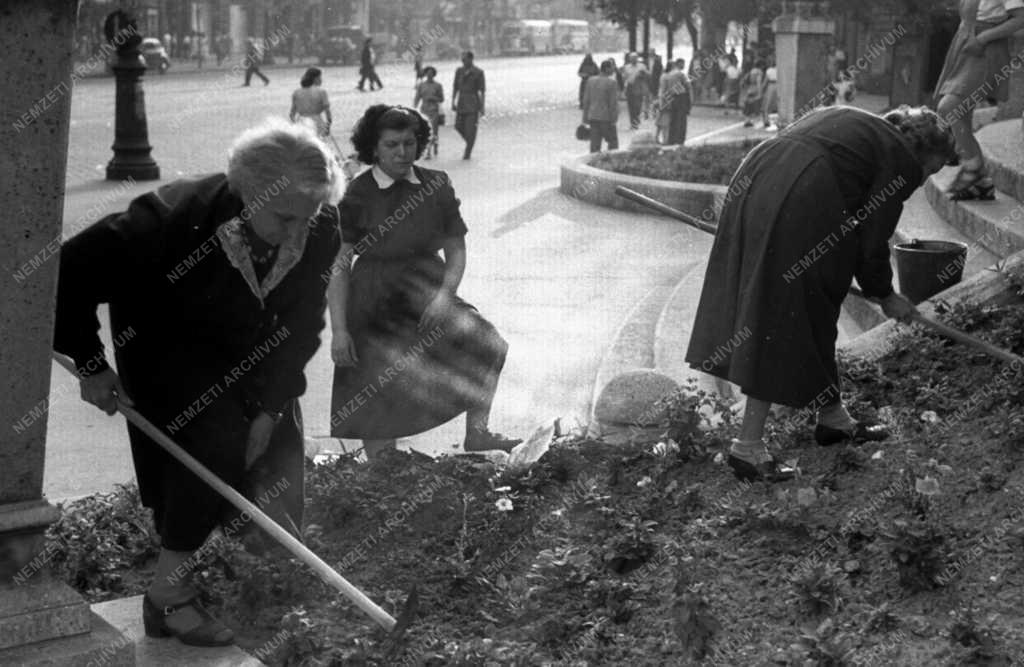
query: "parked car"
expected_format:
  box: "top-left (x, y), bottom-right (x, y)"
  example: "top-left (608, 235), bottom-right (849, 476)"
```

top-left (318, 25), bottom-right (366, 65)
top-left (140, 37), bottom-right (170, 73)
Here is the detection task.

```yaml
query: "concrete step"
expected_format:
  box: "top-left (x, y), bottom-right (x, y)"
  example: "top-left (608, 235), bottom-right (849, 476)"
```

top-left (924, 168), bottom-right (1024, 260)
top-left (91, 596), bottom-right (264, 666)
top-left (587, 270), bottom-right (685, 425)
top-left (978, 118), bottom-right (1024, 203)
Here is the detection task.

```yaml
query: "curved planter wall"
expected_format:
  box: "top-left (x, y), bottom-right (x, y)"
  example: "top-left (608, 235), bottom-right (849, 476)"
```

top-left (559, 150), bottom-right (730, 225)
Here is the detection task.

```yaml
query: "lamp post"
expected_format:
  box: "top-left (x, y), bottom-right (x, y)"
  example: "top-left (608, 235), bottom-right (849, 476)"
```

top-left (105, 10), bottom-right (160, 181)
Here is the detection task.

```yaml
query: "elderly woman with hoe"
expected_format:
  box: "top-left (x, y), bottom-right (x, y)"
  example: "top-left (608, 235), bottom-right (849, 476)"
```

top-left (685, 106), bottom-right (959, 482)
top-left (328, 105), bottom-right (520, 460)
top-left (54, 120), bottom-right (342, 645)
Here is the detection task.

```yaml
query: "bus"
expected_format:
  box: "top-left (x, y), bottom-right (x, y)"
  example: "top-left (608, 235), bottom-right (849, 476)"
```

top-left (500, 19), bottom-right (553, 55)
top-left (551, 19), bottom-right (590, 53)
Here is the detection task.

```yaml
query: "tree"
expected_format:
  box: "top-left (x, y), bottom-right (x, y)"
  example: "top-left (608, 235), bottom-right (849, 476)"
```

top-left (584, 0), bottom-right (648, 51)
top-left (651, 0), bottom-right (698, 60)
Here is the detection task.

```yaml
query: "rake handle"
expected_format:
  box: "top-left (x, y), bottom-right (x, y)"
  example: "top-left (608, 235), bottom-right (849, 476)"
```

top-left (52, 352), bottom-right (398, 631)
top-left (613, 185), bottom-right (1024, 368)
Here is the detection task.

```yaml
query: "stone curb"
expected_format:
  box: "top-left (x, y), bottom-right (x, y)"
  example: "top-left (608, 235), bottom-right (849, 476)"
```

top-left (559, 151), bottom-right (729, 222)
top-left (839, 249), bottom-right (1024, 363)
top-left (978, 118), bottom-right (1024, 204)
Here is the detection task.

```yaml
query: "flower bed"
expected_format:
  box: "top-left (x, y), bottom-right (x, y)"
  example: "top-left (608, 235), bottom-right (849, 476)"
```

top-left (44, 275), bottom-right (1024, 666)
top-left (588, 141), bottom-right (759, 185)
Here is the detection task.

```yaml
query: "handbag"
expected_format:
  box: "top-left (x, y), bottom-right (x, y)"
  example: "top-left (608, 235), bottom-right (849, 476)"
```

top-left (437, 113), bottom-right (446, 126)
top-left (575, 123), bottom-right (591, 141)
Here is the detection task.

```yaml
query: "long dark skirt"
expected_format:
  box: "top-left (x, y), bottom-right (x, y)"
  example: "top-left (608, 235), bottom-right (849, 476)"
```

top-left (330, 254), bottom-right (508, 439)
top-left (125, 389), bottom-right (305, 552)
top-left (685, 137), bottom-right (859, 409)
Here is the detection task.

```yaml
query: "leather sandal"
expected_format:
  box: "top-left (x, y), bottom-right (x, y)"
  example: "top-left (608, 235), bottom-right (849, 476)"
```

top-left (814, 422), bottom-right (890, 447)
top-left (143, 593), bottom-right (235, 647)
top-left (726, 454), bottom-right (797, 483)
top-left (947, 164), bottom-right (995, 201)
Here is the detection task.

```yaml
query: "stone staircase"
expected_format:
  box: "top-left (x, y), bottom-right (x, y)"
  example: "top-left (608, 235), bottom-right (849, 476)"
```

top-left (589, 117), bottom-right (1024, 431)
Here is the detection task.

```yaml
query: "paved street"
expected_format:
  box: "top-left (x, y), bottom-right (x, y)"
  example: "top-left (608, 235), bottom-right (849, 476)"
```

top-left (41, 52), bottom-right (731, 500)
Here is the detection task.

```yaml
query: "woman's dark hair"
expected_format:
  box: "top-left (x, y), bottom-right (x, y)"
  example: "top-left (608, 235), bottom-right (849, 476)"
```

top-left (351, 104), bottom-right (432, 163)
top-left (755, 59), bottom-right (766, 70)
top-left (300, 67), bottom-right (321, 88)
top-left (883, 105), bottom-right (959, 166)
top-left (600, 59), bottom-right (615, 75)
top-left (422, 65), bottom-right (437, 78)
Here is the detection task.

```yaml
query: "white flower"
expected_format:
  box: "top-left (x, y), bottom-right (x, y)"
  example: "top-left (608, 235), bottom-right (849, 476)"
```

top-left (637, 476), bottom-right (653, 488)
top-left (871, 450), bottom-right (884, 460)
top-left (493, 486), bottom-right (512, 493)
top-left (495, 497), bottom-right (514, 512)
top-left (653, 439), bottom-right (680, 457)
top-left (713, 452), bottom-right (725, 465)
top-left (920, 410), bottom-right (940, 424)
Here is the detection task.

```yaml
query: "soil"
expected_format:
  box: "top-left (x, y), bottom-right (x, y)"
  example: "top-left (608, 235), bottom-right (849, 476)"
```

top-left (47, 290), bottom-right (1024, 666)
top-left (588, 141), bottom-right (759, 184)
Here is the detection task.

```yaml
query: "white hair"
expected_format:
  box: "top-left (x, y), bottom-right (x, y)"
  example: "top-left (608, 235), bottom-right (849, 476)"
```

top-left (227, 117), bottom-right (340, 204)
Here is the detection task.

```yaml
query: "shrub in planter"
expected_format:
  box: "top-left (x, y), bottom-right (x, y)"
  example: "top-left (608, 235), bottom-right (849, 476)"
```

top-left (589, 140), bottom-right (761, 184)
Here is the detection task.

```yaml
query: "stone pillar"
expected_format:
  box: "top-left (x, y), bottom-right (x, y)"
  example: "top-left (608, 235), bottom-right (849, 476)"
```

top-left (772, 1), bottom-right (836, 126)
top-left (0, 2), bottom-right (133, 664)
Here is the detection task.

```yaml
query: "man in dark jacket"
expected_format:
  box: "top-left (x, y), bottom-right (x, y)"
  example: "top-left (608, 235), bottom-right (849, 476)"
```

top-left (54, 120), bottom-right (341, 647)
top-left (582, 59), bottom-right (620, 152)
top-left (452, 51), bottom-right (485, 159)
top-left (357, 38), bottom-right (382, 91)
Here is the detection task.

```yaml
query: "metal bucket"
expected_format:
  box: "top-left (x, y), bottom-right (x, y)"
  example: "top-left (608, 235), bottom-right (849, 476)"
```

top-left (893, 239), bottom-right (968, 304)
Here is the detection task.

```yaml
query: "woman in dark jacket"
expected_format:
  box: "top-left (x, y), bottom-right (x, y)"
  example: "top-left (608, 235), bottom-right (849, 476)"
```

top-left (328, 105), bottom-right (520, 460)
top-left (577, 53), bottom-right (599, 109)
top-left (684, 106), bottom-right (958, 482)
top-left (54, 120), bottom-right (342, 646)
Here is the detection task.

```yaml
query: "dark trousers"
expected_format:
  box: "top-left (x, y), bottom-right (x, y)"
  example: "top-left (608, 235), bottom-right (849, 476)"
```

top-left (455, 112), bottom-right (479, 157)
top-left (588, 120), bottom-right (619, 153)
top-left (358, 67), bottom-right (382, 90)
top-left (626, 93), bottom-right (645, 129)
top-left (244, 64), bottom-right (268, 85)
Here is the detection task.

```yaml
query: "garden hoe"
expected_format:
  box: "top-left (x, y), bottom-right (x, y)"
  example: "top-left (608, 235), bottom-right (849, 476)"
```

top-left (52, 352), bottom-right (419, 646)
top-left (614, 185), bottom-right (1024, 367)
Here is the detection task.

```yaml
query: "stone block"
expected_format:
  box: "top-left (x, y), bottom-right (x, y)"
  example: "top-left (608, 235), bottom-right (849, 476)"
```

top-left (0, 579), bottom-right (92, 650)
top-left (0, 611), bottom-right (134, 667)
top-left (593, 369), bottom-right (680, 426)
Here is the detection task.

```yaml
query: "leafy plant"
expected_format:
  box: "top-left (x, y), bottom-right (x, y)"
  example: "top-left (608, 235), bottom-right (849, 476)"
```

top-left (788, 561), bottom-right (847, 617)
top-left (790, 618), bottom-right (856, 667)
top-left (881, 518), bottom-right (946, 591)
top-left (47, 484), bottom-right (159, 598)
top-left (603, 514), bottom-right (659, 574)
top-left (671, 569), bottom-right (722, 661)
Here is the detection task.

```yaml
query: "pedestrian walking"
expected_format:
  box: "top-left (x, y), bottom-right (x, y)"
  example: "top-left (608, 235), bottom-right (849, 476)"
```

top-left (412, 44), bottom-right (425, 86)
top-left (290, 67), bottom-right (333, 138)
top-left (357, 38), bottom-right (383, 91)
top-left (935, 0), bottom-right (1024, 200)
top-left (194, 33), bottom-right (205, 69)
top-left (657, 57), bottom-right (692, 145)
top-left (761, 57), bottom-right (779, 127)
top-left (684, 106), bottom-right (958, 482)
top-left (328, 104), bottom-right (521, 460)
top-left (54, 118), bottom-right (342, 646)
top-left (452, 51), bottom-right (485, 159)
top-left (243, 38), bottom-right (269, 86)
top-left (649, 50), bottom-right (663, 99)
top-left (741, 59), bottom-right (765, 127)
top-left (581, 59), bottom-right (620, 153)
top-left (414, 66), bottom-right (444, 159)
top-left (577, 53), bottom-right (599, 109)
top-left (621, 52), bottom-right (650, 129)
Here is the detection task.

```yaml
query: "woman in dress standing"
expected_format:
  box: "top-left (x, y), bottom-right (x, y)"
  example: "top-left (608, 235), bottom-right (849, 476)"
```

top-left (413, 66), bottom-right (444, 159)
top-left (935, 0), bottom-right (1024, 200)
top-left (684, 106), bottom-right (958, 482)
top-left (289, 67), bottom-right (332, 138)
top-left (577, 53), bottom-right (599, 109)
top-left (328, 105), bottom-right (520, 460)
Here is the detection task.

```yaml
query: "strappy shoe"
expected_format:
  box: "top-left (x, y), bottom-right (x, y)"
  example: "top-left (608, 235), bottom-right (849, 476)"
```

top-left (726, 453), bottom-right (797, 483)
top-left (947, 164), bottom-right (996, 201)
top-left (814, 422), bottom-right (890, 446)
top-left (143, 593), bottom-right (234, 647)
